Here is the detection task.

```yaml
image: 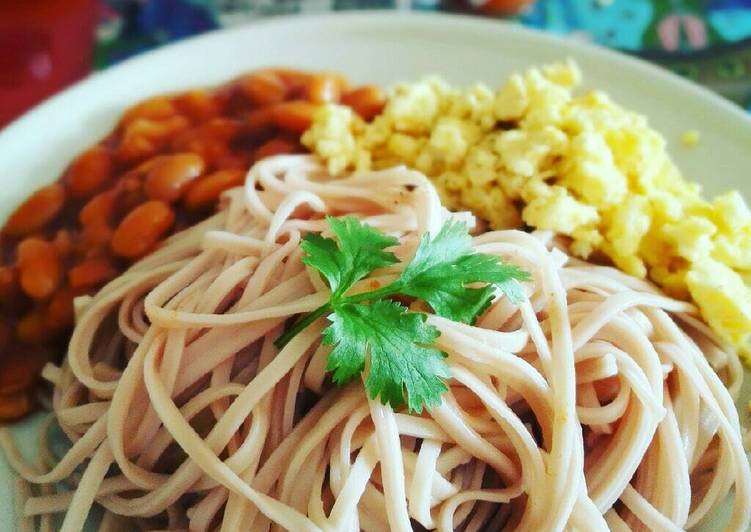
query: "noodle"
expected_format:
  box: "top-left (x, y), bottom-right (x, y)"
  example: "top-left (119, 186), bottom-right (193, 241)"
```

top-left (1, 155), bottom-right (749, 531)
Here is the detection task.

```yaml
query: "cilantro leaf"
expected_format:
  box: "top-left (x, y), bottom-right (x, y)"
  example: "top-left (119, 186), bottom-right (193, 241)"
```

top-left (279, 215), bottom-right (532, 413)
top-left (323, 300), bottom-right (450, 413)
top-left (397, 220), bottom-right (531, 323)
top-left (301, 216), bottom-right (398, 298)
top-left (401, 219), bottom-right (474, 279)
top-left (486, 263), bottom-right (531, 305)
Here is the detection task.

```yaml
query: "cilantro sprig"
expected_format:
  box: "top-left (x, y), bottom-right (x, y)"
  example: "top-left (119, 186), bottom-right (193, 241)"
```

top-left (275, 216), bottom-right (530, 412)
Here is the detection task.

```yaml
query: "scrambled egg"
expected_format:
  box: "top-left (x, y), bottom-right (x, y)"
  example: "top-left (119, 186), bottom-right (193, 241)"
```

top-left (302, 61), bottom-right (751, 361)
top-left (681, 129), bottom-right (701, 147)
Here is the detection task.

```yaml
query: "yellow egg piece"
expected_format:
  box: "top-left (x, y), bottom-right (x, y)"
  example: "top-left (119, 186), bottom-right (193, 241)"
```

top-left (302, 61), bottom-right (751, 360)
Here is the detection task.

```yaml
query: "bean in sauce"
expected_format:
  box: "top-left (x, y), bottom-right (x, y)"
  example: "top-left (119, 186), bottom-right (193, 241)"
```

top-left (0, 67), bottom-right (386, 420)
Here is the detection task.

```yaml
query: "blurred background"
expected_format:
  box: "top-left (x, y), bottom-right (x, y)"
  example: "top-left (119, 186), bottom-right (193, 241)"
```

top-left (2, 0), bottom-right (751, 128)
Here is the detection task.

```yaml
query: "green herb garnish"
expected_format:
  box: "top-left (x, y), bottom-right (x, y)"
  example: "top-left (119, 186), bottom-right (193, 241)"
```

top-left (275, 216), bottom-right (530, 412)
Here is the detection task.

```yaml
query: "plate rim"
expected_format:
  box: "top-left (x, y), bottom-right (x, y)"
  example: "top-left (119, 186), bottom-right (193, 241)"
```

top-left (0, 11), bottom-right (748, 532)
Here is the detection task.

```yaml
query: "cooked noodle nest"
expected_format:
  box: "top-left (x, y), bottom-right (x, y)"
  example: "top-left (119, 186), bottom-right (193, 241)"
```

top-left (1, 155), bottom-right (749, 532)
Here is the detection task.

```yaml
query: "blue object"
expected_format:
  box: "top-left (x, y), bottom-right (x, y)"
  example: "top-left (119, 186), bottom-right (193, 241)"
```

top-left (136, 0), bottom-right (217, 41)
top-left (520, 0), bottom-right (653, 51)
top-left (707, 0), bottom-right (751, 42)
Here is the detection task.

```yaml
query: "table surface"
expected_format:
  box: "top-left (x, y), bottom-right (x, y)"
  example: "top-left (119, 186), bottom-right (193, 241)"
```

top-left (95, 0), bottom-right (751, 111)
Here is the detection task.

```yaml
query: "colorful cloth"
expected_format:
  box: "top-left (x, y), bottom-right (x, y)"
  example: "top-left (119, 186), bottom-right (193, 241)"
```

top-left (95, 0), bottom-right (751, 111)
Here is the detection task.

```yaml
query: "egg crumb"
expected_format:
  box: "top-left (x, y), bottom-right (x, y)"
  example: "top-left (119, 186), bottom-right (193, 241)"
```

top-left (681, 129), bottom-right (701, 147)
top-left (302, 61), bottom-right (751, 361)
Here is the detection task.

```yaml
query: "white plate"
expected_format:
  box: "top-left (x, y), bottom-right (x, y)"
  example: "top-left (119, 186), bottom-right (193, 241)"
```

top-left (1, 12), bottom-right (749, 531)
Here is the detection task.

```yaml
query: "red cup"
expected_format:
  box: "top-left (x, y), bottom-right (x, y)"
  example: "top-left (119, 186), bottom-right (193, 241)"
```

top-left (0, 0), bottom-right (97, 128)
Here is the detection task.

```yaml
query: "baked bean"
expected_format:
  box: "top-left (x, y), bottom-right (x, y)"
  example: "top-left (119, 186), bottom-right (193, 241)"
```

top-left (45, 288), bottom-right (76, 331)
top-left (130, 155), bottom-right (161, 176)
top-left (184, 169), bottom-right (246, 210)
top-left (79, 189), bottom-right (117, 253)
top-left (269, 69), bottom-right (313, 89)
top-left (52, 229), bottom-right (75, 258)
top-left (243, 108), bottom-right (275, 137)
top-left (68, 258), bottom-right (117, 290)
top-left (121, 171), bottom-right (143, 192)
top-left (111, 200), bottom-right (175, 258)
top-left (144, 153), bottom-right (206, 203)
top-left (0, 393), bottom-right (33, 420)
top-left (172, 118), bottom-right (240, 165)
top-left (306, 74), bottom-right (345, 104)
top-left (174, 90), bottom-right (219, 122)
top-left (341, 85), bottom-right (386, 121)
top-left (177, 118), bottom-right (240, 145)
top-left (4, 183), bottom-right (66, 237)
top-left (80, 189), bottom-right (117, 229)
top-left (121, 96), bottom-right (177, 127)
top-left (118, 116), bottom-right (191, 162)
top-left (271, 101), bottom-right (318, 133)
top-left (17, 238), bottom-right (62, 300)
top-left (80, 224), bottom-right (113, 255)
top-left (254, 138), bottom-right (300, 161)
top-left (272, 69), bottom-right (327, 100)
top-left (65, 147), bottom-right (114, 199)
top-left (239, 72), bottom-right (287, 107)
